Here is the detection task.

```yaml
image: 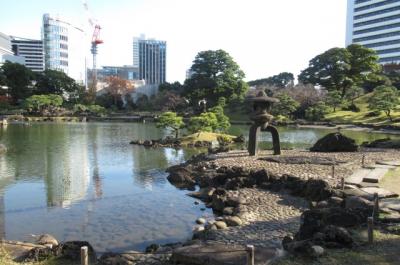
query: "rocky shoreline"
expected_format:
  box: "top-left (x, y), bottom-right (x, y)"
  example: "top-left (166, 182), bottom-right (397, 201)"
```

top-left (5, 146), bottom-right (400, 264)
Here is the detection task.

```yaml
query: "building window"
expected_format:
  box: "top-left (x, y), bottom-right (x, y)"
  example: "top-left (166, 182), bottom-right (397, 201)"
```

top-left (353, 22), bottom-right (400, 35)
top-left (355, 0), bottom-right (400, 12)
top-left (354, 6), bottom-right (400, 20)
top-left (353, 30), bottom-right (400, 42)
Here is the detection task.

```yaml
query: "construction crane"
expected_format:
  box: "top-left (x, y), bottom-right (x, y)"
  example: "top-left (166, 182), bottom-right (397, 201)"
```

top-left (83, 0), bottom-right (103, 96)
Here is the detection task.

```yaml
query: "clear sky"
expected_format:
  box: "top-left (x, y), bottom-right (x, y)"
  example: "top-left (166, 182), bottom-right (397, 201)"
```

top-left (1, 0), bottom-right (347, 83)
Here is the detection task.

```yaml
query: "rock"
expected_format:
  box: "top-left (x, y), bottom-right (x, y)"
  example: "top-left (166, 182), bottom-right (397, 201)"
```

top-left (226, 196), bottom-right (247, 207)
top-left (171, 243), bottom-right (276, 265)
top-left (224, 216), bottom-right (243, 226)
top-left (196, 218), bottom-right (206, 225)
top-left (223, 207), bottom-right (235, 215)
top-left (345, 196), bottom-right (373, 211)
top-left (60, 241), bottom-right (96, 262)
top-left (22, 247), bottom-right (54, 262)
top-left (167, 167), bottom-right (196, 189)
top-left (250, 169), bottom-right (270, 184)
top-left (310, 133), bottom-right (359, 152)
top-left (0, 144), bottom-right (7, 154)
top-left (362, 138), bottom-right (400, 149)
top-left (36, 234), bottom-right (58, 247)
top-left (193, 226), bottom-right (205, 233)
top-left (303, 179), bottom-right (332, 202)
top-left (310, 245), bottom-right (324, 257)
top-left (145, 244), bottom-right (160, 253)
top-left (214, 221), bottom-right (228, 230)
top-left (322, 225), bottom-right (353, 248)
top-left (211, 195), bottom-right (226, 212)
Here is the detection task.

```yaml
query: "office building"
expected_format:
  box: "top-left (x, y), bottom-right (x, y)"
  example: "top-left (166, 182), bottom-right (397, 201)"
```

top-left (94, 65), bottom-right (139, 81)
top-left (11, 37), bottom-right (44, 72)
top-left (346, 0), bottom-right (400, 64)
top-left (0, 32), bottom-right (25, 65)
top-left (42, 14), bottom-right (86, 84)
top-left (133, 35), bottom-right (166, 84)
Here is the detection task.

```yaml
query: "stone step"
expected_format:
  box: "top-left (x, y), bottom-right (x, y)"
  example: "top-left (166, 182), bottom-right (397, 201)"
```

top-left (376, 160), bottom-right (400, 167)
top-left (360, 187), bottom-right (398, 199)
top-left (346, 169), bottom-right (372, 185)
top-left (362, 168), bottom-right (389, 183)
top-left (367, 164), bottom-right (396, 170)
top-left (380, 198), bottom-right (400, 212)
top-left (171, 243), bottom-right (277, 265)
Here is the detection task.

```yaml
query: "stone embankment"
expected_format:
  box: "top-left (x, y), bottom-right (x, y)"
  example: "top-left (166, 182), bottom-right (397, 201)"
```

top-left (166, 147), bottom-right (400, 261)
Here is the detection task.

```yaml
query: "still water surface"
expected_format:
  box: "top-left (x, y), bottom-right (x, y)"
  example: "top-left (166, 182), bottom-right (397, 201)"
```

top-left (0, 122), bottom-right (398, 252)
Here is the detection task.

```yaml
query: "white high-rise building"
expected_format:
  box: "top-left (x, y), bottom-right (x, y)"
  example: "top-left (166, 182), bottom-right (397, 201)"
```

top-left (42, 14), bottom-right (86, 85)
top-left (11, 36), bottom-right (44, 72)
top-left (346, 0), bottom-right (400, 64)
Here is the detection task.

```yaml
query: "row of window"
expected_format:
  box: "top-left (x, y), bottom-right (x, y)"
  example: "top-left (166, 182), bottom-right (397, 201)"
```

top-left (354, 5), bottom-right (400, 20)
top-left (60, 43), bottom-right (68, 49)
top-left (353, 30), bottom-right (400, 42)
top-left (59, 35), bottom-right (68, 41)
top-left (365, 38), bottom-right (400, 47)
top-left (355, 0), bottom-right (372, 4)
top-left (60, 52), bottom-right (68, 58)
top-left (379, 56), bottom-right (400, 62)
top-left (355, 0), bottom-right (400, 12)
top-left (376, 47), bottom-right (400, 54)
top-left (60, 60), bottom-right (68, 66)
top-left (353, 22), bottom-right (400, 35)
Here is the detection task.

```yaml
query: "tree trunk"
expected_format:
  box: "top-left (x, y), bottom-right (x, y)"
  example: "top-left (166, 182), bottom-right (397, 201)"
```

top-left (387, 110), bottom-right (393, 122)
top-left (175, 129), bottom-right (179, 139)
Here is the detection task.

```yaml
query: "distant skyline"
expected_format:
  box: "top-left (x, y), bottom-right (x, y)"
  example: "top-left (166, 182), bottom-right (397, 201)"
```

top-left (1, 0), bottom-right (347, 83)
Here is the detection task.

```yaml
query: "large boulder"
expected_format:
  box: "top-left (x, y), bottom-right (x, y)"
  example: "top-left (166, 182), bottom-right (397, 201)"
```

top-left (36, 234), bottom-right (58, 247)
top-left (166, 166), bottom-right (196, 189)
top-left (59, 241), bottom-right (96, 262)
top-left (310, 133), bottom-right (359, 152)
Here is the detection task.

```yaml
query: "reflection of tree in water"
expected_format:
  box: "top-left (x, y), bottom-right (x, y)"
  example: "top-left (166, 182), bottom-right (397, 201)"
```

top-left (131, 147), bottom-right (187, 188)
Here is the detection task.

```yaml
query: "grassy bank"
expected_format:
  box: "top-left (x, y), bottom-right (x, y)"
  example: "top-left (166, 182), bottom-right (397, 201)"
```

top-left (325, 93), bottom-right (400, 127)
top-left (180, 132), bottom-right (237, 145)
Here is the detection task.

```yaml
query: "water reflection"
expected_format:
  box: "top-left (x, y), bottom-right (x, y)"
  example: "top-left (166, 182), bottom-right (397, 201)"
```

top-left (0, 123), bottom-right (398, 251)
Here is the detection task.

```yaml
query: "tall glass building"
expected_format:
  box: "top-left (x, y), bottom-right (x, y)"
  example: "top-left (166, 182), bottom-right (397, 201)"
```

top-left (346, 0), bottom-right (400, 64)
top-left (133, 36), bottom-right (166, 84)
top-left (42, 14), bottom-right (86, 85)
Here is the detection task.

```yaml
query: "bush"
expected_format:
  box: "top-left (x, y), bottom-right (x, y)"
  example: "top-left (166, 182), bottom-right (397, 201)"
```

top-left (209, 105), bottom-right (230, 132)
top-left (73, 104), bottom-right (106, 116)
top-left (187, 112), bottom-right (218, 133)
top-left (217, 135), bottom-right (232, 147)
top-left (305, 101), bottom-right (330, 121)
top-left (24, 94), bottom-right (63, 115)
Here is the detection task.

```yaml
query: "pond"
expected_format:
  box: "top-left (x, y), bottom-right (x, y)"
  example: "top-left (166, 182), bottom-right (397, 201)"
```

top-left (0, 122), bottom-right (398, 252)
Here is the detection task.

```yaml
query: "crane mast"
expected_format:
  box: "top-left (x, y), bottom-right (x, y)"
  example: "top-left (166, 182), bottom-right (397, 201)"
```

top-left (83, 1), bottom-right (103, 97)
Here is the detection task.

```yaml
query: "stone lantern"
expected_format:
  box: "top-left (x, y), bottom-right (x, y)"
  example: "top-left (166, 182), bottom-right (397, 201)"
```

top-left (248, 91), bottom-right (281, 156)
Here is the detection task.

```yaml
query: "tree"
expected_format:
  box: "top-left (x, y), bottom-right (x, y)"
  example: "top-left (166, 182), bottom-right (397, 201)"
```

top-left (368, 85), bottom-right (399, 121)
top-left (158, 81), bottom-right (184, 93)
top-left (1, 61), bottom-right (34, 103)
top-left (248, 72), bottom-right (294, 88)
top-left (156, 112), bottom-right (185, 138)
top-left (35, 69), bottom-right (84, 102)
top-left (345, 86), bottom-right (363, 105)
top-left (187, 112), bottom-right (218, 133)
top-left (271, 93), bottom-right (299, 118)
top-left (24, 94), bottom-right (63, 115)
top-left (305, 101), bottom-right (330, 121)
top-left (299, 44), bottom-right (380, 98)
top-left (209, 105), bottom-right (230, 132)
top-left (104, 76), bottom-right (134, 106)
top-left (325, 90), bottom-right (342, 112)
top-left (153, 90), bottom-right (187, 111)
top-left (183, 50), bottom-right (248, 106)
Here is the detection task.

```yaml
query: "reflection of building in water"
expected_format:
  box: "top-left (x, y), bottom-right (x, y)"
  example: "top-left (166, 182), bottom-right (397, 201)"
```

top-left (45, 131), bottom-right (90, 207)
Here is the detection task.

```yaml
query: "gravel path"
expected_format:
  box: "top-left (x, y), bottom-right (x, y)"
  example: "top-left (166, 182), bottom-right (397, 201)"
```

top-left (204, 188), bottom-right (308, 249)
top-left (208, 149), bottom-right (400, 186)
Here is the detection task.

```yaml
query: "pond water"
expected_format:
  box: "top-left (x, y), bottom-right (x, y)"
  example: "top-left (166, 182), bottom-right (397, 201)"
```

top-left (0, 122), bottom-right (398, 252)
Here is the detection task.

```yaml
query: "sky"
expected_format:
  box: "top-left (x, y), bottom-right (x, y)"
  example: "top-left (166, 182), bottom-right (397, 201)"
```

top-left (1, 0), bottom-right (347, 83)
